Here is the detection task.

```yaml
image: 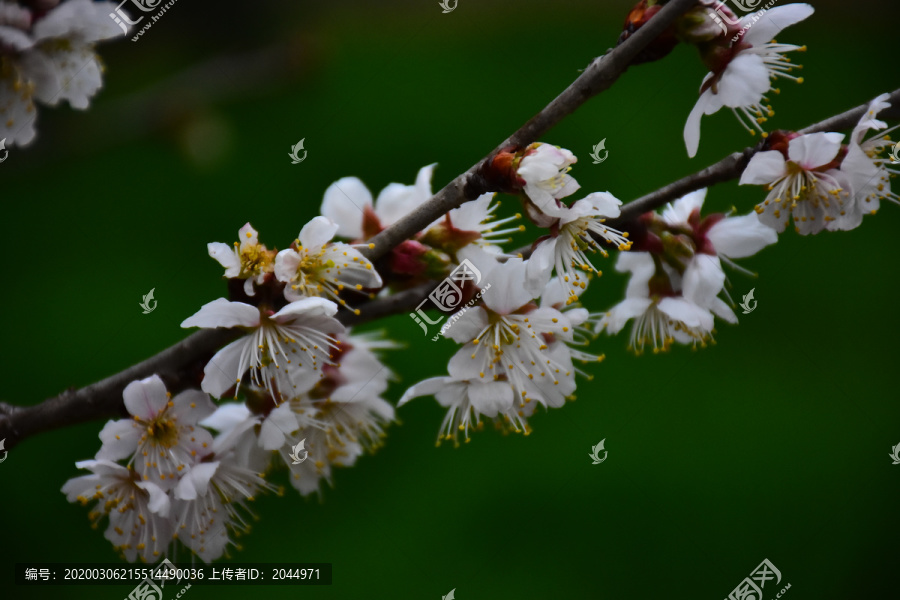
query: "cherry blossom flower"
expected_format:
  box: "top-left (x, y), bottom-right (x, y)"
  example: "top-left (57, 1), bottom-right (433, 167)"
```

top-left (281, 332), bottom-right (396, 495)
top-left (320, 164), bottom-right (437, 240)
top-left (438, 248), bottom-right (578, 416)
top-left (740, 132), bottom-right (852, 234)
top-left (207, 223), bottom-right (275, 296)
top-left (180, 297), bottom-right (344, 399)
top-left (840, 93), bottom-right (899, 223)
top-left (516, 143), bottom-right (580, 223)
top-left (525, 191), bottom-right (632, 302)
top-left (421, 192), bottom-right (524, 255)
top-left (599, 252), bottom-right (718, 354)
top-left (172, 453), bottom-right (279, 562)
top-left (0, 0), bottom-right (124, 146)
top-left (399, 377), bottom-right (525, 445)
top-left (96, 376), bottom-right (216, 489)
top-left (62, 459), bottom-right (173, 563)
top-left (661, 187), bottom-right (777, 269)
top-left (683, 4), bottom-right (815, 157)
top-left (274, 216), bottom-right (382, 312)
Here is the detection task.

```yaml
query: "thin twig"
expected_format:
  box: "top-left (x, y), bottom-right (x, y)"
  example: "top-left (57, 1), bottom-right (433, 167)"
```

top-left (608, 88), bottom-right (900, 227)
top-left (360, 0), bottom-right (700, 263)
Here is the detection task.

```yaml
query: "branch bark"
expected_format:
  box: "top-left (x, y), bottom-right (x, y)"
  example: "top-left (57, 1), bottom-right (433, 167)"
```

top-left (359, 0), bottom-right (700, 263)
top-left (608, 88), bottom-right (900, 228)
top-left (0, 0), bottom-right (698, 450)
top-left (6, 4), bottom-right (891, 451)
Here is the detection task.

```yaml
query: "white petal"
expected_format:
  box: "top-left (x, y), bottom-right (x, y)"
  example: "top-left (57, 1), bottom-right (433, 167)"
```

top-left (603, 297), bottom-right (653, 334)
top-left (171, 389), bottom-right (216, 424)
top-left (136, 481), bottom-right (171, 518)
top-left (258, 404), bottom-right (298, 450)
top-left (739, 151), bottom-right (786, 185)
top-left (717, 53), bottom-right (769, 107)
top-left (271, 296), bottom-right (340, 322)
top-left (200, 403), bottom-right (251, 432)
top-left (96, 419), bottom-right (141, 460)
top-left (684, 90), bottom-right (719, 158)
top-left (482, 258), bottom-right (534, 314)
top-left (682, 255), bottom-right (725, 306)
top-left (122, 375), bottom-right (169, 419)
top-left (743, 4), bottom-right (814, 46)
top-left (207, 242), bottom-right (240, 276)
top-left (398, 376), bottom-right (452, 407)
top-left (658, 297), bottom-right (713, 330)
top-left (707, 213), bottom-right (778, 258)
top-left (321, 177), bottom-right (372, 239)
top-left (273, 249), bottom-right (301, 283)
top-left (524, 238), bottom-right (557, 298)
top-left (468, 381), bottom-right (514, 418)
top-left (202, 338), bottom-right (250, 398)
top-left (443, 306), bottom-right (489, 343)
top-left (181, 298), bottom-right (259, 329)
top-left (174, 462), bottom-right (219, 500)
top-left (710, 297), bottom-right (738, 324)
top-left (33, 0), bottom-right (124, 43)
top-left (298, 216), bottom-right (339, 249)
top-left (662, 188), bottom-right (707, 226)
top-left (787, 132), bottom-right (844, 170)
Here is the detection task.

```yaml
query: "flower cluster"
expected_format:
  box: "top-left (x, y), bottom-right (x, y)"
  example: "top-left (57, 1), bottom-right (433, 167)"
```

top-left (0, 0), bottom-right (124, 146)
top-left (401, 144), bottom-right (631, 444)
top-left (65, 209), bottom-right (398, 562)
top-left (62, 375), bottom-right (276, 563)
top-left (740, 94), bottom-right (898, 235)
top-left (599, 188), bottom-right (776, 353)
top-left (56, 0), bottom-right (899, 567)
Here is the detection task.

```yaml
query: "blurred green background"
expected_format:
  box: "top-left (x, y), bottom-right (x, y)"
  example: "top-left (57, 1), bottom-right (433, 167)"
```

top-left (2, 0), bottom-right (899, 598)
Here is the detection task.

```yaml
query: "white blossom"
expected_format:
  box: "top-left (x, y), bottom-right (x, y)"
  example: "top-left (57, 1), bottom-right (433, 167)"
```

top-left (516, 143), bottom-right (580, 222)
top-left (96, 375), bottom-right (216, 489)
top-left (683, 4), bottom-right (815, 157)
top-left (525, 191), bottom-right (631, 302)
top-left (62, 459), bottom-right (173, 563)
top-left (740, 132), bottom-right (852, 234)
top-left (172, 453), bottom-right (278, 562)
top-left (840, 93), bottom-right (899, 223)
top-left (207, 223), bottom-right (274, 297)
top-left (0, 0), bottom-right (124, 146)
top-left (274, 216), bottom-right (382, 312)
top-left (180, 297), bottom-right (344, 399)
top-left (320, 164), bottom-right (437, 239)
top-left (599, 252), bottom-right (718, 354)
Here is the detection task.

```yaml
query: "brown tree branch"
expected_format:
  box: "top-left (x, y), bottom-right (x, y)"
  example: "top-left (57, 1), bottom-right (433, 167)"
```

top-left (359, 0), bottom-right (700, 263)
top-left (607, 88), bottom-right (900, 228)
top-left (0, 0), bottom-right (699, 450)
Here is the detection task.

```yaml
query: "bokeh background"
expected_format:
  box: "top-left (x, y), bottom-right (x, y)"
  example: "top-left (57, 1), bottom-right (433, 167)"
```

top-left (2, 0), bottom-right (899, 598)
